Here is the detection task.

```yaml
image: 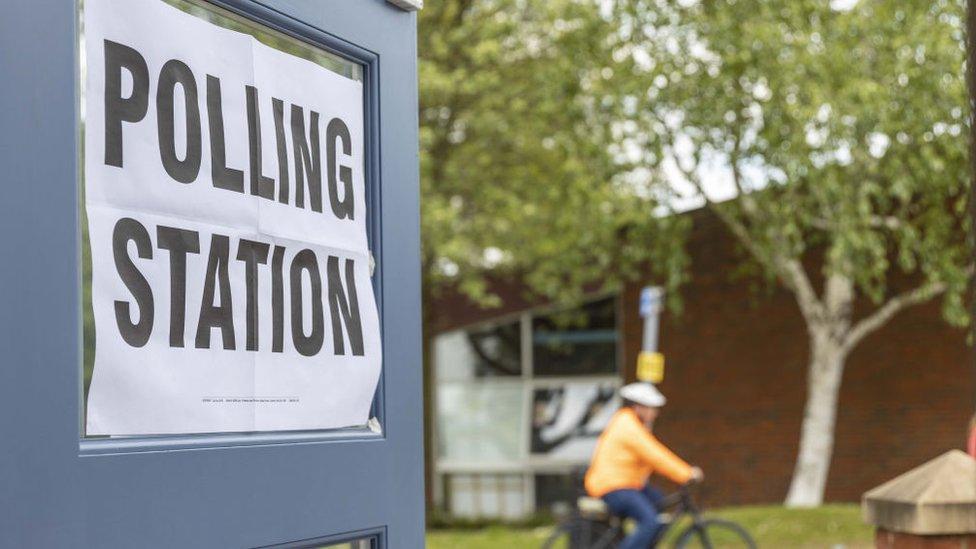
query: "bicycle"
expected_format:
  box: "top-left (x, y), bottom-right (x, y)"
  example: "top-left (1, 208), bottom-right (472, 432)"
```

top-left (541, 482), bottom-right (756, 549)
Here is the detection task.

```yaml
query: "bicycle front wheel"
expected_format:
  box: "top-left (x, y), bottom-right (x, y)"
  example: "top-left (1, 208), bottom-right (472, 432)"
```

top-left (541, 518), bottom-right (619, 549)
top-left (674, 518), bottom-right (756, 549)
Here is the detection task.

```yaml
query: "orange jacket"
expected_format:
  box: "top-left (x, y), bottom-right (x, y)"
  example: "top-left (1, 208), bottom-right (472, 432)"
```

top-left (584, 407), bottom-right (693, 497)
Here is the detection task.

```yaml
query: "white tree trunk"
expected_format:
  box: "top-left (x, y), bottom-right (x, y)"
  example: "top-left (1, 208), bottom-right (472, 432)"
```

top-left (784, 329), bottom-right (847, 507)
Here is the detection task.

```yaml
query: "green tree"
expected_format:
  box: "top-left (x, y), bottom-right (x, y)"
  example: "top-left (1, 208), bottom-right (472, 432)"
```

top-left (420, 0), bottom-right (686, 301)
top-left (615, 0), bottom-right (969, 505)
top-left (418, 0), bottom-right (688, 504)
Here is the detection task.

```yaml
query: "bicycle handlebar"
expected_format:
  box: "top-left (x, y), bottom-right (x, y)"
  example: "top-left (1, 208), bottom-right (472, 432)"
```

top-left (659, 479), bottom-right (703, 512)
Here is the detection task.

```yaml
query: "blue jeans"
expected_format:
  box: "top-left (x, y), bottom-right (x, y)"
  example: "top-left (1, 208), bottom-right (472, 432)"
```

top-left (602, 485), bottom-right (665, 549)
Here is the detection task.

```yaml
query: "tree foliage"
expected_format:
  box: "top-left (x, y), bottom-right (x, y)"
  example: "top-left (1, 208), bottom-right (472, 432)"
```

top-left (419, 0), bottom-right (688, 305)
top-left (608, 0), bottom-right (969, 505)
top-left (616, 0), bottom-right (969, 324)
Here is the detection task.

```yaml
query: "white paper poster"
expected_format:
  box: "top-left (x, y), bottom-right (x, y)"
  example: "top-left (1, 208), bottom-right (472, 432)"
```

top-left (84, 0), bottom-right (381, 435)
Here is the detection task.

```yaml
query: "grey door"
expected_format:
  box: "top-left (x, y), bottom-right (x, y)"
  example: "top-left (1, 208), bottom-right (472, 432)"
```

top-left (0, 0), bottom-right (423, 547)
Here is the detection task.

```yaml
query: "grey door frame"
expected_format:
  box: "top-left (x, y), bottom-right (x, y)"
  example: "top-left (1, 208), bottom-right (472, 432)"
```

top-left (0, 0), bottom-right (423, 546)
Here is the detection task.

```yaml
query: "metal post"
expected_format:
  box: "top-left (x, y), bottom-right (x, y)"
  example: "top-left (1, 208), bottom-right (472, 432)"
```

top-left (637, 286), bottom-right (665, 383)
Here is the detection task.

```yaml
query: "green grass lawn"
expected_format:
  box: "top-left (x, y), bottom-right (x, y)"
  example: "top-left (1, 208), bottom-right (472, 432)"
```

top-left (427, 504), bottom-right (873, 548)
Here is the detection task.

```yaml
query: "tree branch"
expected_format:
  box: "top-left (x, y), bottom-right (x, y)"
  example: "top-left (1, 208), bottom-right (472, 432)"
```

top-left (654, 114), bottom-right (825, 323)
top-left (728, 122), bottom-right (762, 220)
top-left (842, 280), bottom-right (947, 353)
top-left (810, 215), bottom-right (902, 232)
top-left (782, 259), bottom-right (826, 323)
top-left (653, 111), bottom-right (826, 323)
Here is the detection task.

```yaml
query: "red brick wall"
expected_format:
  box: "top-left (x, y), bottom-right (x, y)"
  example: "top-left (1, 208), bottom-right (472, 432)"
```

top-left (428, 277), bottom-right (541, 334)
top-left (431, 211), bottom-right (976, 505)
top-left (627, 213), bottom-right (975, 505)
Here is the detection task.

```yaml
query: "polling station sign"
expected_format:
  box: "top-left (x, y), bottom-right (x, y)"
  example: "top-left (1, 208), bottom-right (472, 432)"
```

top-left (84, 0), bottom-right (381, 435)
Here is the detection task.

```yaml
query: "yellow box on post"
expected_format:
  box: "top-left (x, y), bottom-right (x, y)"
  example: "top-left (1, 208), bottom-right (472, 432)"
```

top-left (637, 351), bottom-right (665, 383)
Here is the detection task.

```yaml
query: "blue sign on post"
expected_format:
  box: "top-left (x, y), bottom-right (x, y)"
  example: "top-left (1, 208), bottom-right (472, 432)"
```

top-left (640, 286), bottom-right (665, 318)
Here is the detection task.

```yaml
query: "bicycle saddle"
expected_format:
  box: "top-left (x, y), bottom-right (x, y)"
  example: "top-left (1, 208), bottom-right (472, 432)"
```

top-left (576, 496), bottom-right (610, 517)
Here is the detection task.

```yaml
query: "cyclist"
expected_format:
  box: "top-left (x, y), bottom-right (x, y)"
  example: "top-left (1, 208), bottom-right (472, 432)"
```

top-left (584, 382), bottom-right (703, 549)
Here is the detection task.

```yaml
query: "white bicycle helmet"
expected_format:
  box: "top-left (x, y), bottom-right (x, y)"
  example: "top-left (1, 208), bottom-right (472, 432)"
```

top-left (619, 382), bottom-right (666, 407)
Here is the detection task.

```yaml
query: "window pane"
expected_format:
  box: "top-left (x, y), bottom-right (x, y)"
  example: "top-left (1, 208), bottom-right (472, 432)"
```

top-left (531, 381), bottom-right (618, 457)
top-left (80, 0), bottom-right (365, 437)
top-left (434, 321), bottom-right (522, 380)
top-left (532, 297), bottom-right (618, 376)
top-left (446, 474), bottom-right (526, 519)
top-left (161, 0), bottom-right (362, 80)
top-left (437, 382), bottom-right (524, 462)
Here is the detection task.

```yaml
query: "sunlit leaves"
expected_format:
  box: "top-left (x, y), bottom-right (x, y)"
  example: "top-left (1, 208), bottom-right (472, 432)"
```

top-left (419, 0), bottom-right (688, 306)
top-left (618, 0), bottom-right (969, 322)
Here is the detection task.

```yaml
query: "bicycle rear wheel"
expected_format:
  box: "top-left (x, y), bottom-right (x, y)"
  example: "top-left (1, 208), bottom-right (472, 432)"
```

top-left (674, 518), bottom-right (756, 549)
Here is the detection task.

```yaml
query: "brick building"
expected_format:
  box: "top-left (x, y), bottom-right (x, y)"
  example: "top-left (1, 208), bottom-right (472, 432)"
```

top-left (429, 209), bottom-right (976, 516)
